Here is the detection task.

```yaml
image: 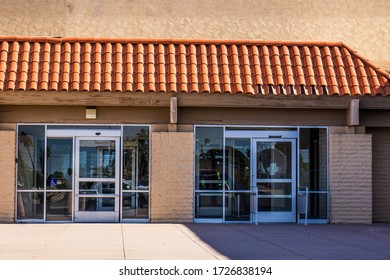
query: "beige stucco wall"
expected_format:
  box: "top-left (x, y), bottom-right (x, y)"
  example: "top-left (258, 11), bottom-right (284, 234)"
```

top-left (0, 131), bottom-right (16, 222)
top-left (150, 131), bottom-right (194, 222)
top-left (0, 0), bottom-right (388, 70)
top-left (328, 132), bottom-right (372, 224)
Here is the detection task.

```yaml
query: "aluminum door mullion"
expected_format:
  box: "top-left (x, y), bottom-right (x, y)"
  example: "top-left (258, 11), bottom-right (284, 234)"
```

top-left (77, 178), bottom-right (117, 182)
top-left (75, 138), bottom-right (80, 213)
top-left (255, 179), bottom-right (293, 183)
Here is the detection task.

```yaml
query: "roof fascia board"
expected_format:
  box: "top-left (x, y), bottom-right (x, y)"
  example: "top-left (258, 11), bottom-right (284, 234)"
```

top-left (2, 91), bottom-right (389, 109)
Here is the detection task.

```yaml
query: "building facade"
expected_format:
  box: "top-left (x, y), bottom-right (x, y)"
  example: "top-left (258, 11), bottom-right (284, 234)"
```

top-left (0, 37), bottom-right (389, 224)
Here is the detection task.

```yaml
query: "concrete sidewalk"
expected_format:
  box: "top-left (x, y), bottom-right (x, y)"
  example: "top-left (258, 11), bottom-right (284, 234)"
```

top-left (0, 223), bottom-right (389, 260)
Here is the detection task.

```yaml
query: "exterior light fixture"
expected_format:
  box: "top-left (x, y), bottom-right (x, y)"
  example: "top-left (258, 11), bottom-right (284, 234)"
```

top-left (86, 107), bottom-right (97, 119)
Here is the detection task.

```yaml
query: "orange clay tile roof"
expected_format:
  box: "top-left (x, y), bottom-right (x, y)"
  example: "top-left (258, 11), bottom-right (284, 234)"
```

top-left (0, 36), bottom-right (389, 96)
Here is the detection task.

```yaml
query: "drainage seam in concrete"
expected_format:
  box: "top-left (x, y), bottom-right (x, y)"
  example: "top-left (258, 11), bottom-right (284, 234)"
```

top-left (174, 224), bottom-right (220, 260)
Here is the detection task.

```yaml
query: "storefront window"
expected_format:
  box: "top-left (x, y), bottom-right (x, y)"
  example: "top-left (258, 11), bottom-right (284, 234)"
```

top-left (225, 138), bottom-right (250, 191)
top-left (299, 128), bottom-right (328, 220)
top-left (224, 138), bottom-right (251, 221)
top-left (195, 126), bottom-right (328, 223)
top-left (47, 138), bottom-right (73, 190)
top-left (195, 127), bottom-right (224, 219)
top-left (17, 125), bottom-right (45, 221)
top-left (16, 124), bottom-right (150, 222)
top-left (46, 192), bottom-right (72, 221)
top-left (195, 127), bottom-right (224, 190)
top-left (17, 125), bottom-right (45, 190)
top-left (122, 126), bottom-right (150, 219)
top-left (46, 138), bottom-right (73, 221)
top-left (195, 192), bottom-right (223, 219)
top-left (17, 192), bottom-right (44, 220)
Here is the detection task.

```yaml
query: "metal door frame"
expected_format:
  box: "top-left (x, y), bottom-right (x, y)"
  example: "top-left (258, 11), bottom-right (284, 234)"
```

top-left (74, 136), bottom-right (120, 222)
top-left (251, 137), bottom-right (297, 223)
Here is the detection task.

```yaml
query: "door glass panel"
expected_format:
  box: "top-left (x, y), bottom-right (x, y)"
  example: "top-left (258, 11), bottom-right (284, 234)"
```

top-left (225, 138), bottom-right (250, 191)
top-left (258, 183), bottom-right (292, 196)
top-left (224, 193), bottom-right (250, 221)
top-left (79, 140), bottom-right (116, 178)
top-left (75, 137), bottom-right (119, 221)
top-left (79, 182), bottom-right (116, 195)
top-left (257, 142), bottom-right (291, 179)
top-left (259, 197), bottom-right (292, 212)
top-left (122, 192), bottom-right (149, 219)
top-left (46, 192), bottom-right (72, 221)
top-left (78, 197), bottom-right (115, 211)
top-left (254, 139), bottom-right (296, 222)
top-left (47, 138), bottom-right (73, 190)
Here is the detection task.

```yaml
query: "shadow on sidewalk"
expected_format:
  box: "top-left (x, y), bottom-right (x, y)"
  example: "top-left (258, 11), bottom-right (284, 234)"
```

top-left (183, 223), bottom-right (390, 260)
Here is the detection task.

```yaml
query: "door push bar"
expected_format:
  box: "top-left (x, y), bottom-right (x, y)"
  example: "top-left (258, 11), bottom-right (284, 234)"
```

top-left (250, 185), bottom-right (258, 225)
top-left (298, 186), bottom-right (309, 225)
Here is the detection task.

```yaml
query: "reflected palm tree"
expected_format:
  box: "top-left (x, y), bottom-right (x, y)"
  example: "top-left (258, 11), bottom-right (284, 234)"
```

top-left (19, 131), bottom-right (35, 171)
top-left (136, 129), bottom-right (149, 186)
top-left (123, 128), bottom-right (149, 187)
top-left (18, 130), bottom-right (44, 189)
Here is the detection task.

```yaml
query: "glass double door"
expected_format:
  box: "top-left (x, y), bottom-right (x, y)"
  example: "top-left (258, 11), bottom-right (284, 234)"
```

top-left (252, 138), bottom-right (296, 223)
top-left (74, 137), bottom-right (120, 222)
top-left (222, 135), bottom-right (297, 223)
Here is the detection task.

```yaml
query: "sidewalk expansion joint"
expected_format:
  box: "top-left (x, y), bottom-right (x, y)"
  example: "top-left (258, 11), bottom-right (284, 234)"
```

top-left (174, 224), bottom-right (220, 260)
top-left (227, 225), bottom-right (311, 260)
top-left (121, 224), bottom-right (127, 260)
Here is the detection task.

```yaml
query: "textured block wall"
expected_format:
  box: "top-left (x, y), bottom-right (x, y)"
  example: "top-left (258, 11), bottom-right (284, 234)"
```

top-left (0, 131), bottom-right (16, 222)
top-left (151, 132), bottom-right (194, 222)
top-left (0, 0), bottom-right (388, 70)
top-left (367, 128), bottom-right (390, 222)
top-left (328, 133), bottom-right (372, 224)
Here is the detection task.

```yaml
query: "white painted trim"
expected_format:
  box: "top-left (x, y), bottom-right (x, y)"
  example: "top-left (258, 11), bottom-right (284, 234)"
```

top-left (225, 130), bottom-right (298, 138)
top-left (47, 129), bottom-right (121, 137)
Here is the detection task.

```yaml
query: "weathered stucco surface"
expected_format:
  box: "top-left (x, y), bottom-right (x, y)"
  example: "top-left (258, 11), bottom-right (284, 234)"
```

top-left (0, 0), bottom-right (388, 69)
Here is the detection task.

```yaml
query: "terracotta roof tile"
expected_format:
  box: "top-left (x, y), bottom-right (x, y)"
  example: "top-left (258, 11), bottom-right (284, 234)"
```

top-left (250, 46), bottom-right (263, 87)
top-left (189, 44), bottom-right (198, 93)
top-left (0, 37), bottom-right (388, 96)
top-left (313, 46), bottom-right (326, 87)
top-left (50, 43), bottom-right (61, 91)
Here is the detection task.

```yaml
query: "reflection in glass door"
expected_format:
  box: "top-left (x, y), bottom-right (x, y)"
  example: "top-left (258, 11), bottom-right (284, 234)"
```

top-left (75, 137), bottom-right (120, 222)
top-left (252, 139), bottom-right (296, 223)
top-left (225, 138), bottom-right (251, 222)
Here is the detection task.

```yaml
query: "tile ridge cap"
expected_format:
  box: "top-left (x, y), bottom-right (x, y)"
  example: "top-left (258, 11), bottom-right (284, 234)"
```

top-left (342, 42), bottom-right (390, 80)
top-left (0, 36), bottom-right (345, 47)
